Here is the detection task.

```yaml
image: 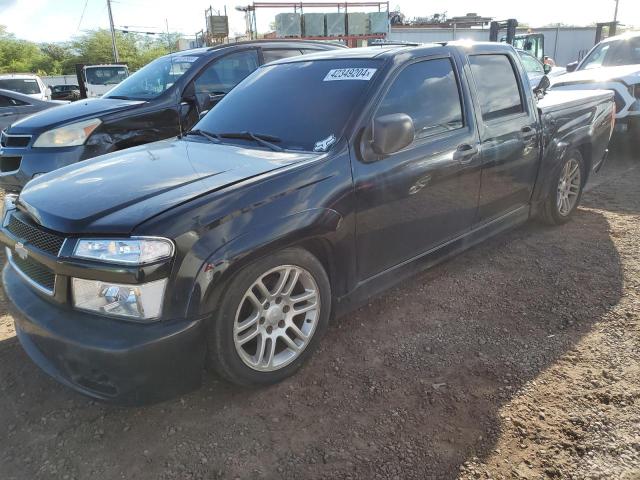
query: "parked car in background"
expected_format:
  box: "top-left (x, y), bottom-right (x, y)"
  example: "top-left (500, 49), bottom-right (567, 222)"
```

top-left (0, 40), bottom-right (346, 192)
top-left (50, 84), bottom-right (81, 102)
top-left (0, 42), bottom-right (614, 404)
top-left (517, 49), bottom-right (566, 88)
top-left (552, 32), bottom-right (640, 145)
top-left (0, 89), bottom-right (62, 131)
top-left (0, 74), bottom-right (51, 101)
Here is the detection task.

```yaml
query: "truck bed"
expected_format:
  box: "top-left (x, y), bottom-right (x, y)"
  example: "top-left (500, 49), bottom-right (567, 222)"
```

top-left (538, 89), bottom-right (614, 114)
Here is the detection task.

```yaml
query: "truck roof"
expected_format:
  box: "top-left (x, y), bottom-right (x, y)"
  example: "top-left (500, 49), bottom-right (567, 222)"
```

top-left (266, 41), bottom-right (517, 64)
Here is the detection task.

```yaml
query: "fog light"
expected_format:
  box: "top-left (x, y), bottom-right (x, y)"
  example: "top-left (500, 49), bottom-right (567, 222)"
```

top-left (72, 278), bottom-right (167, 321)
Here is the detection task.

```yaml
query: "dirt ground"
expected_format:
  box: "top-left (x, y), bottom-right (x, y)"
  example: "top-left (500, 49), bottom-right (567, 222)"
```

top-left (0, 137), bottom-right (639, 480)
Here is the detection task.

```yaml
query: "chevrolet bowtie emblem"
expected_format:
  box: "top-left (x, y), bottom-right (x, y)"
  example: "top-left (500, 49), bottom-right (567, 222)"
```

top-left (14, 242), bottom-right (28, 260)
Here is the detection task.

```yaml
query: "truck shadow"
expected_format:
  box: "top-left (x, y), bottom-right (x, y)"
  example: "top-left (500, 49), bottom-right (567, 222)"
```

top-left (0, 203), bottom-right (623, 479)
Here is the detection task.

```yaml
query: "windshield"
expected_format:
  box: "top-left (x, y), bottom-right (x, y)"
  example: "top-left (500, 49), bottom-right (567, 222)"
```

top-left (85, 66), bottom-right (129, 86)
top-left (105, 55), bottom-right (200, 100)
top-left (0, 78), bottom-right (41, 95)
top-left (580, 37), bottom-right (640, 69)
top-left (195, 59), bottom-right (381, 152)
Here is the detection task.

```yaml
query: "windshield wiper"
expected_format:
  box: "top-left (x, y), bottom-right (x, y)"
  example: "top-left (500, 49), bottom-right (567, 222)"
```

top-left (218, 131), bottom-right (284, 152)
top-left (184, 129), bottom-right (221, 143)
top-left (105, 95), bottom-right (131, 100)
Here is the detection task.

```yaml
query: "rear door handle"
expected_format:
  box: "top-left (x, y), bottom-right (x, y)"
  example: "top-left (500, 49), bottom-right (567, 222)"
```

top-left (453, 143), bottom-right (478, 164)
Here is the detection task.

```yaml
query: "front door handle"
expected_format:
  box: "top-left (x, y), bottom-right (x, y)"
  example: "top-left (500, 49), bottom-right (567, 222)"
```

top-left (521, 126), bottom-right (536, 140)
top-left (453, 143), bottom-right (478, 164)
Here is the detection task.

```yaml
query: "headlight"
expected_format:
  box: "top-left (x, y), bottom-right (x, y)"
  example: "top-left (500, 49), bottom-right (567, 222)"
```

top-left (72, 278), bottom-right (167, 321)
top-left (33, 118), bottom-right (101, 148)
top-left (73, 237), bottom-right (174, 265)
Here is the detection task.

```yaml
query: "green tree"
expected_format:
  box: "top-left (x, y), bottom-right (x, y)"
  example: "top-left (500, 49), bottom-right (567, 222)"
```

top-left (0, 26), bottom-right (180, 76)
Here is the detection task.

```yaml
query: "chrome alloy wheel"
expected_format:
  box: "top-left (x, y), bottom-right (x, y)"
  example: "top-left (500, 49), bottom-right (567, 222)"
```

top-left (557, 158), bottom-right (581, 216)
top-left (233, 265), bottom-right (320, 372)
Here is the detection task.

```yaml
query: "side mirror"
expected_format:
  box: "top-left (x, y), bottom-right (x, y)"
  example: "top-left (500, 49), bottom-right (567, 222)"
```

top-left (566, 61), bottom-right (579, 73)
top-left (534, 75), bottom-right (551, 97)
top-left (182, 82), bottom-right (196, 101)
top-left (543, 63), bottom-right (552, 75)
top-left (371, 113), bottom-right (415, 156)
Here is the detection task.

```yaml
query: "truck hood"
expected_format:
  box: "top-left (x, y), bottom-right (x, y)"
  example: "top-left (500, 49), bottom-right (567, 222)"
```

top-left (552, 64), bottom-right (640, 87)
top-left (17, 138), bottom-right (317, 234)
top-left (7, 97), bottom-right (144, 133)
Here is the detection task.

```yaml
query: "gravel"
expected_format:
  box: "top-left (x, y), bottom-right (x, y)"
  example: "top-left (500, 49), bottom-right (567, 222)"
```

top-left (0, 137), bottom-right (638, 480)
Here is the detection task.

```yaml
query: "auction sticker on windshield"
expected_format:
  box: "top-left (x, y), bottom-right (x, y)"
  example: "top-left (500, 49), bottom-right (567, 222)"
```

top-left (323, 68), bottom-right (377, 81)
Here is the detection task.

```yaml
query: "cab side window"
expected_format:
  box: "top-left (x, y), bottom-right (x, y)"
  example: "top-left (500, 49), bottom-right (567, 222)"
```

top-left (469, 54), bottom-right (524, 121)
top-left (194, 50), bottom-right (259, 95)
top-left (376, 58), bottom-right (464, 141)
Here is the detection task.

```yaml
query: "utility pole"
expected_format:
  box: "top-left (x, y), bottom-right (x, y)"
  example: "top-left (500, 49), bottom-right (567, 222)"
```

top-left (106, 0), bottom-right (120, 62)
top-left (613, 0), bottom-right (620, 24)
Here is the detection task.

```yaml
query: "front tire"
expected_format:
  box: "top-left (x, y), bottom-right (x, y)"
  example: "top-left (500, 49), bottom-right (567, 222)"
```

top-left (207, 248), bottom-right (331, 387)
top-left (540, 150), bottom-right (585, 225)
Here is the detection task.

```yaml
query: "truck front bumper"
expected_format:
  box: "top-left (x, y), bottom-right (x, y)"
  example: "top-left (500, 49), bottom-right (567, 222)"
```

top-left (3, 263), bottom-right (207, 405)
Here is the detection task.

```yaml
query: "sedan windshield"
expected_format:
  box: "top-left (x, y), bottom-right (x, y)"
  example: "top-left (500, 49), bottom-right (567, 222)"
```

top-left (105, 55), bottom-right (201, 100)
top-left (0, 79), bottom-right (41, 95)
top-left (580, 37), bottom-right (640, 70)
top-left (195, 59), bottom-right (382, 152)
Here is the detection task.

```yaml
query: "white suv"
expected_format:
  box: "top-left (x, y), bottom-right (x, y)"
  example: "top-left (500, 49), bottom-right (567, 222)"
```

top-left (551, 32), bottom-right (640, 143)
top-left (0, 74), bottom-right (51, 102)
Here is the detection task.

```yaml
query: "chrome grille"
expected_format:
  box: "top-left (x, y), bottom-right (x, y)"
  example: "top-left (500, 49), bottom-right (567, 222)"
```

top-left (6, 212), bottom-right (65, 256)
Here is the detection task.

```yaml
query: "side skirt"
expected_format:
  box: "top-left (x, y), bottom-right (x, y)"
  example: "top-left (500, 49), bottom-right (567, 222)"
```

top-left (334, 205), bottom-right (530, 317)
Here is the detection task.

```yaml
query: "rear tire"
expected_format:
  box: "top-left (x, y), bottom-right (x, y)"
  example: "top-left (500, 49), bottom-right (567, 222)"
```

top-left (206, 247), bottom-right (331, 387)
top-left (540, 150), bottom-right (585, 225)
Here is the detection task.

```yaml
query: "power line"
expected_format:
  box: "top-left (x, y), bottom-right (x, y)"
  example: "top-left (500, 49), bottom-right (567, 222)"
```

top-left (76, 0), bottom-right (90, 32)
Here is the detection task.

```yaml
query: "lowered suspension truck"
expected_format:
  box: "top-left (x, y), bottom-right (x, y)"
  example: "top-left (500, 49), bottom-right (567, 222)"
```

top-left (1, 42), bottom-right (614, 404)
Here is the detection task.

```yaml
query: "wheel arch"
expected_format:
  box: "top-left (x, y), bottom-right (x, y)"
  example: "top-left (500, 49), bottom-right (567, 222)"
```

top-left (185, 207), bottom-right (349, 321)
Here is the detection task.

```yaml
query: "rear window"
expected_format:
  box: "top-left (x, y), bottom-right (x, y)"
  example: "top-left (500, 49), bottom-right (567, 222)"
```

top-left (0, 79), bottom-right (41, 95)
top-left (469, 55), bottom-right (524, 121)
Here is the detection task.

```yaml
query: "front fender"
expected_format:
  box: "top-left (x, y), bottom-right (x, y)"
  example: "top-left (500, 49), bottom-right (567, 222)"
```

top-left (185, 207), bottom-right (347, 319)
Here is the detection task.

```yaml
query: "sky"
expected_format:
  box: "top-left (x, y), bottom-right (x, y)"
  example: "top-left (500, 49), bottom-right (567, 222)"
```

top-left (0, 0), bottom-right (638, 43)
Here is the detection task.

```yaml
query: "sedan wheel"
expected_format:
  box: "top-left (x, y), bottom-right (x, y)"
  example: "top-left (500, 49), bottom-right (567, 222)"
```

top-left (234, 265), bottom-right (320, 372)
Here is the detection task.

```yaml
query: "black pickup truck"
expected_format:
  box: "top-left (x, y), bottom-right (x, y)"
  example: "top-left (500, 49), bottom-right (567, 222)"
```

top-left (0, 42), bottom-right (614, 404)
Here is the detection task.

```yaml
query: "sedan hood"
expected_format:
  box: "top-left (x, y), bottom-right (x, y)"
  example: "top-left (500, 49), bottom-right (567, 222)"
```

top-left (18, 138), bottom-right (317, 234)
top-left (552, 64), bottom-right (640, 86)
top-left (8, 97), bottom-right (144, 133)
